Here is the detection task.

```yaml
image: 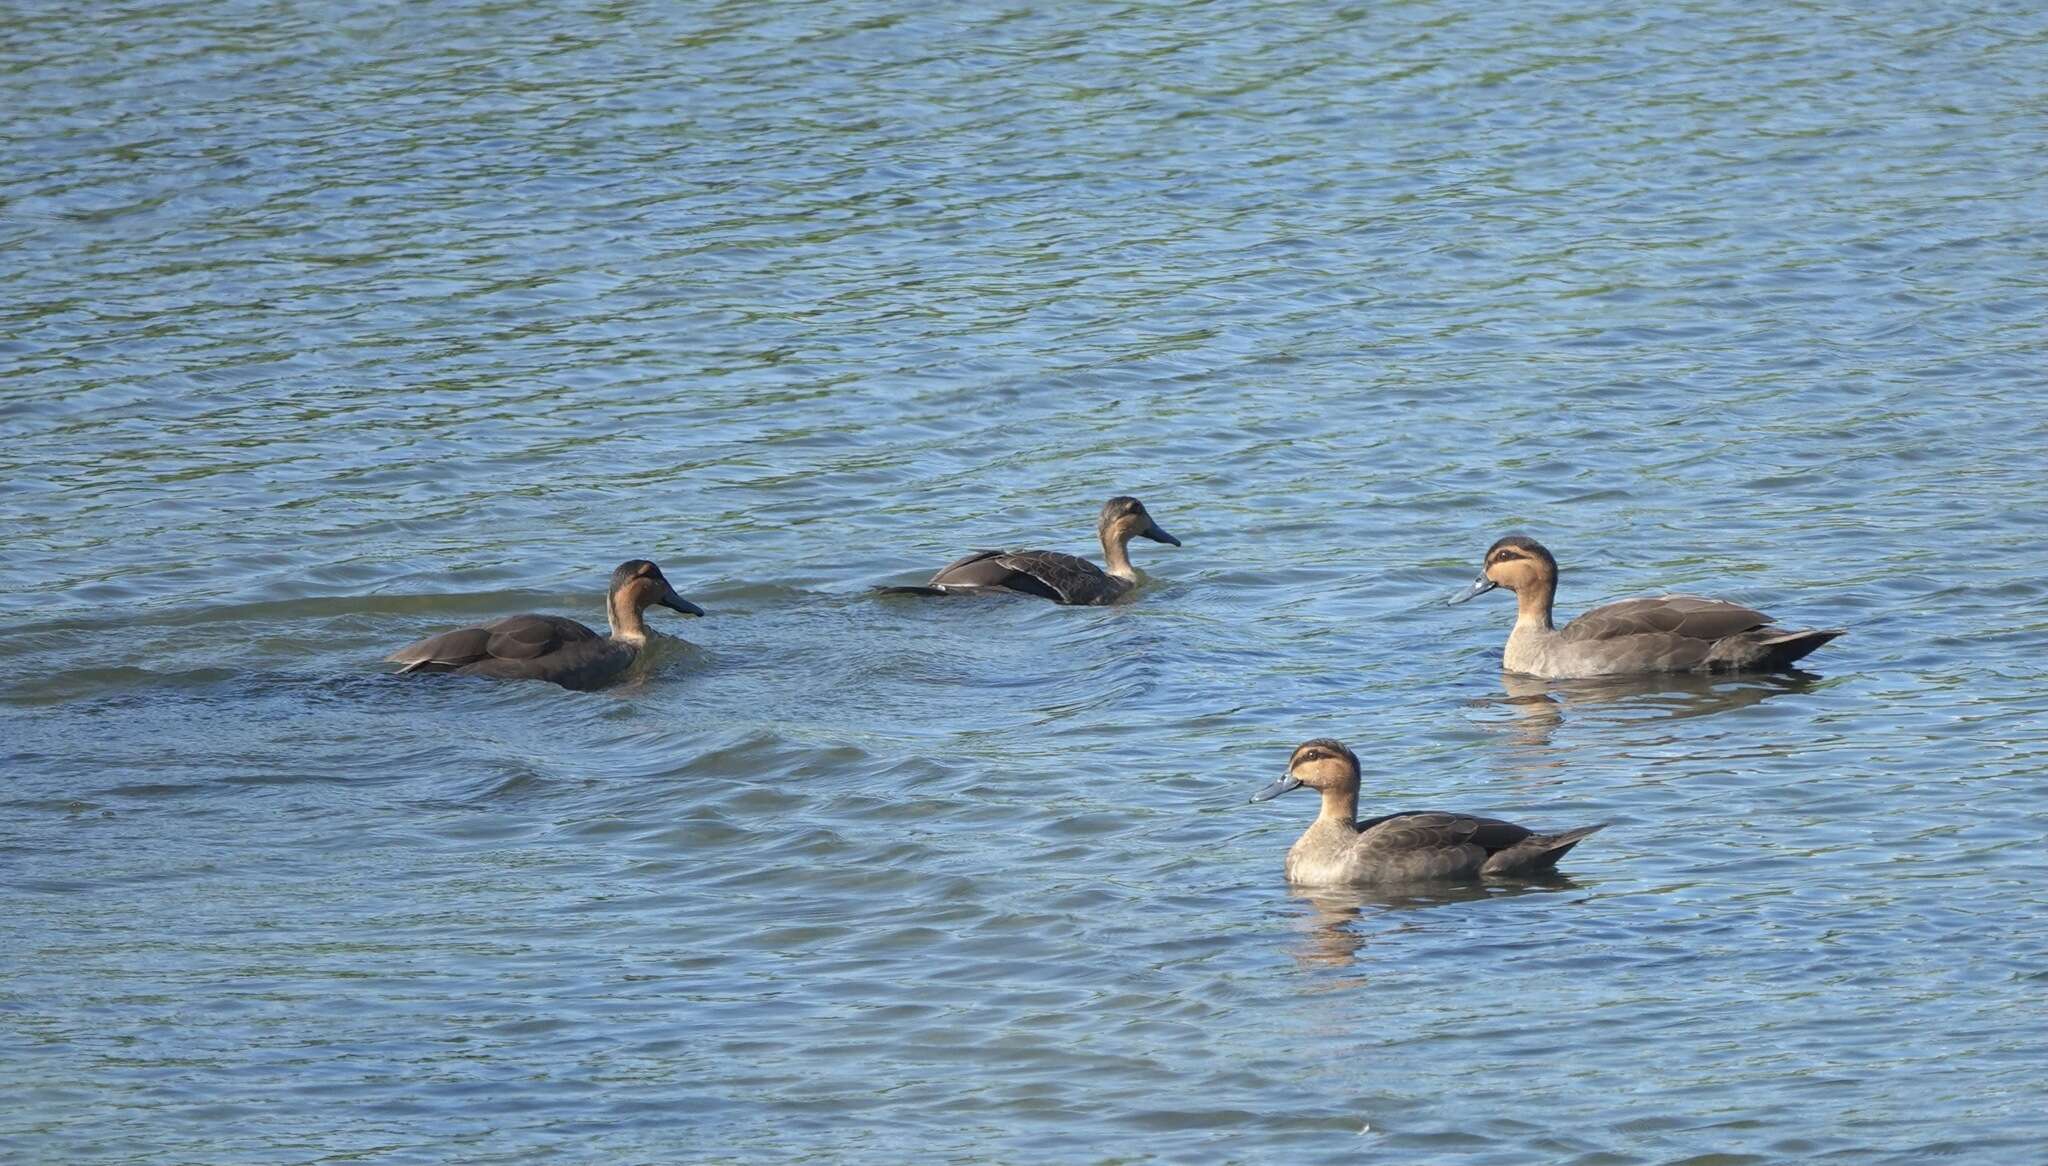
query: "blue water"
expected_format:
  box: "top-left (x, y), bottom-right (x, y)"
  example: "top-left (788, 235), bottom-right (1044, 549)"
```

top-left (4, 1), bottom-right (2046, 1162)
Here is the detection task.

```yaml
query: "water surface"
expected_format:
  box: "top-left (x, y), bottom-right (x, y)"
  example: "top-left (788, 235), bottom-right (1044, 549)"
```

top-left (4, 1), bottom-right (2047, 1162)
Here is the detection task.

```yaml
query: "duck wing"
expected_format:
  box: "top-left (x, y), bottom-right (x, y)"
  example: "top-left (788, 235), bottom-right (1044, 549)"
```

top-left (1359, 811), bottom-right (1535, 854)
top-left (1327, 815), bottom-right (1523, 877)
top-left (1562, 596), bottom-right (1772, 643)
top-left (387, 614), bottom-right (599, 673)
top-left (924, 549), bottom-right (1117, 605)
top-left (1557, 595), bottom-right (1837, 672)
top-left (483, 614), bottom-right (600, 658)
top-left (1356, 812), bottom-right (1604, 878)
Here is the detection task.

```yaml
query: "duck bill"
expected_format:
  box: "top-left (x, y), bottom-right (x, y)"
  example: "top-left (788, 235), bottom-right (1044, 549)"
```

top-left (659, 584), bottom-right (705, 617)
top-left (1249, 775), bottom-right (1302, 803)
top-left (1447, 573), bottom-right (1497, 605)
top-left (1143, 523), bottom-right (1181, 547)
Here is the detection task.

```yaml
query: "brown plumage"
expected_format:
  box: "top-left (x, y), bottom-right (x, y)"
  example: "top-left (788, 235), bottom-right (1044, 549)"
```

top-left (877, 496), bottom-right (1181, 606)
top-left (1449, 534), bottom-right (1843, 678)
top-left (386, 559), bottom-right (704, 690)
top-left (1250, 739), bottom-right (1606, 885)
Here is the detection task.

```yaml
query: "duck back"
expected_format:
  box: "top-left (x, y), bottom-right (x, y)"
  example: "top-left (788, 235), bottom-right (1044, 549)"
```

top-left (388, 614), bottom-right (635, 690)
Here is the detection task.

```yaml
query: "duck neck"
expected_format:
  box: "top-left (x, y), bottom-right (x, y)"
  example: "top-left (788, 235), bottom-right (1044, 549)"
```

top-left (1514, 576), bottom-right (1557, 632)
top-left (1315, 785), bottom-right (1360, 831)
top-left (607, 593), bottom-right (650, 645)
top-left (1100, 529), bottom-right (1137, 582)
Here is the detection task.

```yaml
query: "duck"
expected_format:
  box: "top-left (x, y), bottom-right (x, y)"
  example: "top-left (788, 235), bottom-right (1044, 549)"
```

top-left (877, 495), bottom-right (1180, 605)
top-left (1250, 739), bottom-right (1606, 885)
top-left (1448, 534), bottom-right (1844, 678)
top-left (386, 559), bottom-right (704, 690)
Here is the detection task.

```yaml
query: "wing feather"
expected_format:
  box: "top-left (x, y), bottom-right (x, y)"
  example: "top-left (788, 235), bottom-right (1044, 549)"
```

top-left (1562, 596), bottom-right (1772, 643)
top-left (387, 614), bottom-right (600, 671)
top-left (386, 626), bottom-right (493, 671)
top-left (1357, 811), bottom-right (1535, 856)
top-left (928, 548), bottom-right (1116, 604)
top-left (482, 614), bottom-right (598, 660)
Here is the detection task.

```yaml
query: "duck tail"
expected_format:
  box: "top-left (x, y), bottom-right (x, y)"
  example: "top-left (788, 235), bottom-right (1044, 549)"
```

top-left (1483, 823), bottom-right (1608, 876)
top-left (873, 585), bottom-right (950, 598)
top-left (1755, 627), bottom-right (1845, 669)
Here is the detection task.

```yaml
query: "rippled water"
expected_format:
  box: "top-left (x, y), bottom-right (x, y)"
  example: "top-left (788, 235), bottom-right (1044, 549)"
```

top-left (5, 1), bottom-right (2047, 1162)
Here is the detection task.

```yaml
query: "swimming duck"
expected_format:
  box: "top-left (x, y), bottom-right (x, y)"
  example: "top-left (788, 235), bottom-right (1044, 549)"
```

top-left (1251, 739), bottom-right (1606, 885)
top-left (386, 559), bottom-right (704, 690)
top-left (1449, 534), bottom-right (1843, 678)
top-left (878, 496), bottom-right (1180, 605)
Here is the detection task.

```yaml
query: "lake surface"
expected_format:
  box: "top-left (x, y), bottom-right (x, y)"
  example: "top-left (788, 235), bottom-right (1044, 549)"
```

top-left (4, 1), bottom-right (2046, 1162)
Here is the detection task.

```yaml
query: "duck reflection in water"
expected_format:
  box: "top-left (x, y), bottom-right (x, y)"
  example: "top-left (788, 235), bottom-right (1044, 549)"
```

top-left (1287, 878), bottom-right (1586, 974)
top-left (1487, 669), bottom-right (1826, 750)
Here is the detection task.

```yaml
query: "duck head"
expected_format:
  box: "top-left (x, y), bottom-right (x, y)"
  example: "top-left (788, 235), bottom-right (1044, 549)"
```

top-left (1448, 534), bottom-right (1557, 605)
top-left (1098, 495), bottom-right (1180, 549)
top-left (609, 559), bottom-right (705, 619)
top-left (1250, 738), bottom-right (1360, 803)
